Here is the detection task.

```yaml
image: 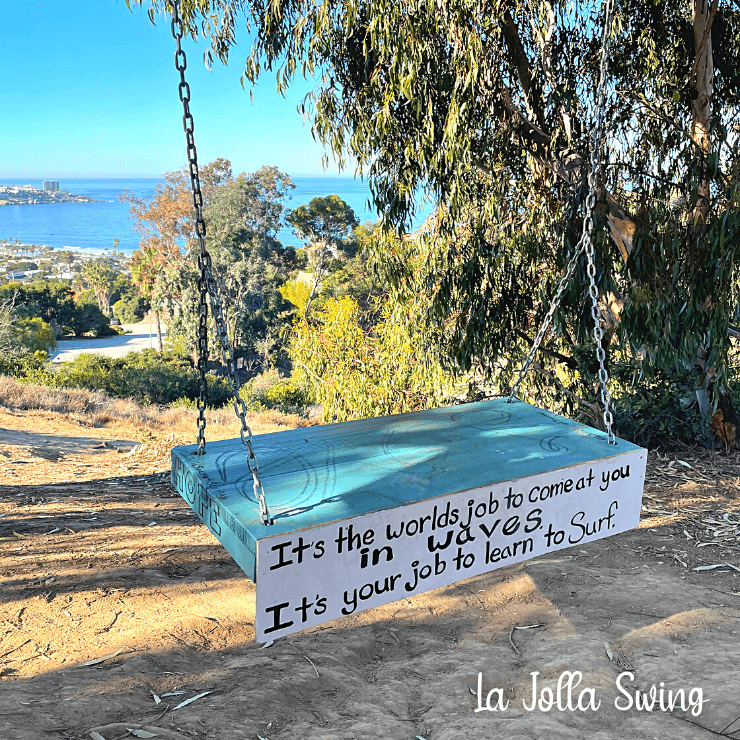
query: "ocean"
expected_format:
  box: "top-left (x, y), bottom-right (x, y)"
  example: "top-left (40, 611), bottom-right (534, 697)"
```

top-left (0, 176), bottom-right (432, 255)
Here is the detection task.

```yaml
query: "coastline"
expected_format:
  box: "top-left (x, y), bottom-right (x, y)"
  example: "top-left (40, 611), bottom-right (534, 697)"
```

top-left (0, 189), bottom-right (100, 207)
top-left (0, 175), bottom-right (430, 253)
top-left (0, 198), bottom-right (102, 206)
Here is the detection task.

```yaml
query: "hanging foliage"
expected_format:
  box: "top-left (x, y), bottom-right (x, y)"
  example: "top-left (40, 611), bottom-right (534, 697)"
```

top-left (131, 0), bottom-right (740, 444)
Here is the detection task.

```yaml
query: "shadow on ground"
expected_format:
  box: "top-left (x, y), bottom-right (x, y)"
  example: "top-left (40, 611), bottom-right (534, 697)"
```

top-left (1, 468), bottom-right (739, 740)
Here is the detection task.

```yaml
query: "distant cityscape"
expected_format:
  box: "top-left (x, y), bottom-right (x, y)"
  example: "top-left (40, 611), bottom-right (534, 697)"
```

top-left (0, 181), bottom-right (99, 206)
top-left (0, 240), bottom-right (129, 285)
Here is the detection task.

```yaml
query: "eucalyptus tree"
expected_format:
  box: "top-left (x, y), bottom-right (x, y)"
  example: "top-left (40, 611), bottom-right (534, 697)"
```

top-left (124, 168), bottom-right (195, 351)
top-left (132, 0), bottom-right (740, 443)
top-left (126, 158), bottom-right (296, 368)
top-left (194, 164), bottom-right (298, 369)
top-left (287, 195), bottom-right (359, 316)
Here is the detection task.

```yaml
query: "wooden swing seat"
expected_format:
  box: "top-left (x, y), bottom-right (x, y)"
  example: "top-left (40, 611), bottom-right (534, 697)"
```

top-left (171, 398), bottom-right (646, 641)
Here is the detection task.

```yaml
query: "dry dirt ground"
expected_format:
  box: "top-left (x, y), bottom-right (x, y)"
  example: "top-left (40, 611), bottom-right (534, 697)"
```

top-left (1, 400), bottom-right (739, 740)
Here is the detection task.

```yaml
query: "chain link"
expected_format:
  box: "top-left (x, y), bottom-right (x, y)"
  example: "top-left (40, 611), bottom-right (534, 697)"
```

top-left (507, 240), bottom-right (586, 401)
top-left (169, 0), bottom-right (274, 524)
top-left (509, 0), bottom-right (616, 445)
top-left (583, 0), bottom-right (616, 444)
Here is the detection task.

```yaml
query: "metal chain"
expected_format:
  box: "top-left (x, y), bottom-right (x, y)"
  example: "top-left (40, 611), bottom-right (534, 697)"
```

top-left (509, 0), bottom-right (616, 445)
top-left (169, 0), bottom-right (274, 524)
top-left (507, 240), bottom-right (586, 401)
top-left (583, 0), bottom-right (616, 444)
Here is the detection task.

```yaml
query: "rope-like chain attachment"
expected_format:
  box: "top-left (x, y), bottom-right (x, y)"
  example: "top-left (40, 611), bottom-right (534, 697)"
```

top-left (169, 0), bottom-right (274, 524)
top-left (509, 0), bottom-right (616, 445)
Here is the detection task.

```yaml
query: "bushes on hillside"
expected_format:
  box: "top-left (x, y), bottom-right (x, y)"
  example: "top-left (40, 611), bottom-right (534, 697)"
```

top-left (1, 349), bottom-right (233, 407)
top-left (13, 317), bottom-right (57, 355)
top-left (0, 351), bottom-right (53, 383)
top-left (245, 369), bottom-right (312, 415)
top-left (0, 342), bottom-right (318, 413)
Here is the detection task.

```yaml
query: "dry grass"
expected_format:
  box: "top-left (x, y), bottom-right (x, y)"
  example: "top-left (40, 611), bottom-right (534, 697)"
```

top-left (0, 374), bottom-right (314, 447)
top-left (0, 374), bottom-right (159, 426)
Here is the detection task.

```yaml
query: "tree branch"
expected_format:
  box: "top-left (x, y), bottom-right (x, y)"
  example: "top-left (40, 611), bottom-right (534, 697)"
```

top-left (514, 328), bottom-right (579, 369)
top-left (500, 9), bottom-right (546, 129)
top-left (531, 361), bottom-right (599, 422)
top-left (491, 85), bottom-right (636, 261)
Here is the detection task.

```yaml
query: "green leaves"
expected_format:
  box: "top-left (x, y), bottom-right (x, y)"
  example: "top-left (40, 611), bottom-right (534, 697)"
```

top-left (287, 195), bottom-right (358, 247)
top-left (290, 295), bottom-right (456, 422)
top-left (130, 161), bottom-right (298, 370)
top-left (132, 0), bottom-right (740, 444)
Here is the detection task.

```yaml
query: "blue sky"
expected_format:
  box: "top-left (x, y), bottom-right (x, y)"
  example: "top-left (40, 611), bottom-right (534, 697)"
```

top-left (2, 1), bottom-right (342, 178)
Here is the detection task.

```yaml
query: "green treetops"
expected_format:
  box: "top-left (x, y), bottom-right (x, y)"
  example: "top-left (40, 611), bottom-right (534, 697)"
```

top-left (290, 295), bottom-right (457, 422)
top-left (127, 160), bottom-right (298, 370)
top-left (80, 258), bottom-right (118, 315)
top-left (131, 1), bottom-right (740, 443)
top-left (287, 195), bottom-right (359, 252)
top-left (0, 281), bottom-right (112, 338)
top-left (287, 195), bottom-right (359, 316)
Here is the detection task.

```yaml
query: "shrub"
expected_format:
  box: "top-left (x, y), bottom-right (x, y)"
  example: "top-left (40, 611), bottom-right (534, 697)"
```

top-left (168, 396), bottom-right (197, 410)
top-left (107, 351), bottom-right (193, 406)
top-left (245, 369), bottom-right (311, 415)
top-left (71, 301), bottom-right (116, 337)
top-left (34, 349), bottom-right (232, 407)
top-left (279, 279), bottom-right (311, 316)
top-left (113, 294), bottom-right (148, 324)
top-left (610, 365), bottom-right (708, 448)
top-left (54, 353), bottom-right (113, 391)
top-left (289, 296), bottom-right (456, 422)
top-left (264, 377), bottom-right (311, 414)
top-left (0, 351), bottom-right (55, 383)
top-left (14, 317), bottom-right (57, 356)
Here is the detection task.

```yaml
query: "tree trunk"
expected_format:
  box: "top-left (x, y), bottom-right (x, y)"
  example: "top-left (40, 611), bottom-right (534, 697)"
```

top-left (691, 0), bottom-right (715, 223)
top-left (304, 243), bottom-right (327, 318)
top-left (155, 311), bottom-right (163, 354)
top-left (304, 276), bottom-right (319, 319)
top-left (689, 0), bottom-right (738, 446)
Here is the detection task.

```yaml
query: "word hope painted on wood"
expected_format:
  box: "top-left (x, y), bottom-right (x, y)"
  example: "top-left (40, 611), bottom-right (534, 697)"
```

top-left (256, 450), bottom-right (646, 641)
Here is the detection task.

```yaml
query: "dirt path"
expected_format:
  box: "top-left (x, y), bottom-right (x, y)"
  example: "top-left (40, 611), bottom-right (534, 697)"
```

top-left (0, 408), bottom-right (739, 740)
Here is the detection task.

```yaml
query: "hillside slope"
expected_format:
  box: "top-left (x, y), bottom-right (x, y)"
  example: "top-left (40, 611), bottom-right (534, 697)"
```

top-left (0, 380), bottom-right (738, 739)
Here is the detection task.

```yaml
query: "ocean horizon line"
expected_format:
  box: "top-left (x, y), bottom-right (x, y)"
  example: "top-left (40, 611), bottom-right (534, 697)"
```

top-left (0, 172), bottom-right (366, 182)
top-left (0, 175), bottom-right (431, 255)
